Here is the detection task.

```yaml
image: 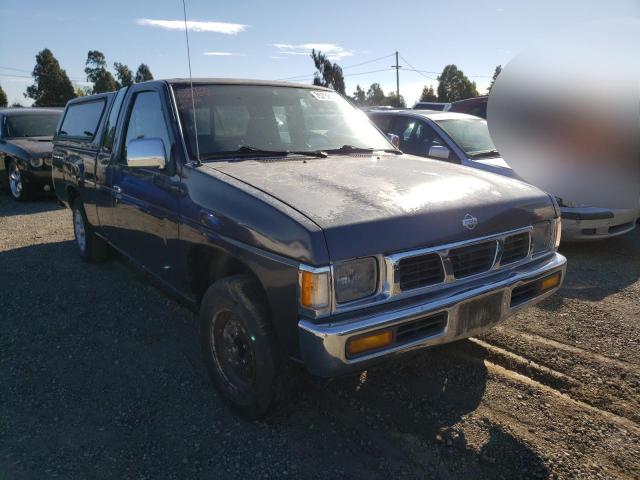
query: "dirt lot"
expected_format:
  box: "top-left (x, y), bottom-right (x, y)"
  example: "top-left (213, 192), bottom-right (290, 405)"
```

top-left (1, 196), bottom-right (639, 480)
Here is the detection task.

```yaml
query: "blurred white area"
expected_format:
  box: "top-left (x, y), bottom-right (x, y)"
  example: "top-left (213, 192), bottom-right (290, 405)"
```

top-left (488, 18), bottom-right (640, 209)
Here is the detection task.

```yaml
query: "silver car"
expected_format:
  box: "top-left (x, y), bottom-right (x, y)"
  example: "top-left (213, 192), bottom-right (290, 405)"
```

top-left (368, 110), bottom-right (640, 241)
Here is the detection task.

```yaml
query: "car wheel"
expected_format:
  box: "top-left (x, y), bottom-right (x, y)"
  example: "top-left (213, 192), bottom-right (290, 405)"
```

top-left (7, 160), bottom-right (32, 201)
top-left (71, 200), bottom-right (110, 263)
top-left (200, 275), bottom-right (284, 419)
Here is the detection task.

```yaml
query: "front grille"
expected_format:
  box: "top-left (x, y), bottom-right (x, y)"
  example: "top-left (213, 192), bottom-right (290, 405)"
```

top-left (501, 232), bottom-right (530, 265)
top-left (449, 241), bottom-right (497, 278)
top-left (397, 253), bottom-right (444, 291)
top-left (395, 312), bottom-right (447, 344)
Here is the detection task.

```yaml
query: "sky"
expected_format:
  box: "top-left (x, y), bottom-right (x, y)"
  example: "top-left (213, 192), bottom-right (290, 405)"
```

top-left (1, 0), bottom-right (638, 106)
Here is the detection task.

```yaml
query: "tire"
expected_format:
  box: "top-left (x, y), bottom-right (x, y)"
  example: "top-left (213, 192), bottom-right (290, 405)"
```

top-left (200, 275), bottom-right (284, 419)
top-left (7, 160), bottom-right (33, 201)
top-left (71, 200), bottom-right (110, 263)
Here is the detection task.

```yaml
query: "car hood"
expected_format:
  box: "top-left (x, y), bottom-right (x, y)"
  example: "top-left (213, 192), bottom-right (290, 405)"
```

top-left (210, 153), bottom-right (555, 260)
top-left (7, 137), bottom-right (53, 157)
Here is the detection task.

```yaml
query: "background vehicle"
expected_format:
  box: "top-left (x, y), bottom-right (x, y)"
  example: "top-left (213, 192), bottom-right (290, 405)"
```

top-left (53, 79), bottom-right (565, 419)
top-left (448, 96), bottom-right (488, 118)
top-left (413, 101), bottom-right (450, 111)
top-left (0, 107), bottom-right (62, 200)
top-left (368, 109), bottom-right (640, 240)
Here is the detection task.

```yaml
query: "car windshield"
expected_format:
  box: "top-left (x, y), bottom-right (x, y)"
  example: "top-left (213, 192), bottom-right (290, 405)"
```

top-left (173, 84), bottom-right (393, 159)
top-left (4, 113), bottom-right (61, 138)
top-left (435, 117), bottom-right (499, 157)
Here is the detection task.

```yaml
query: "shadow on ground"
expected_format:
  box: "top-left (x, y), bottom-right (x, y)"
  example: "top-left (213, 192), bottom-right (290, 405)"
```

top-left (0, 195), bottom-right (61, 216)
top-left (1, 240), bottom-right (548, 479)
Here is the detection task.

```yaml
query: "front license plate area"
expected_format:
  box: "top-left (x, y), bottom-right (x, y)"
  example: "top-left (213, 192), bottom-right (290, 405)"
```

top-left (455, 292), bottom-right (504, 336)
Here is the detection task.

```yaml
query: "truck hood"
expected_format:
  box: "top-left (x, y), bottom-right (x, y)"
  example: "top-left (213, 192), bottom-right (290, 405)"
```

top-left (8, 137), bottom-right (53, 157)
top-left (210, 153), bottom-right (555, 260)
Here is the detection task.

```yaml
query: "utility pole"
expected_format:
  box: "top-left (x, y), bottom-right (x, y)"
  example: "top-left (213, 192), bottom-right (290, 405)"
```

top-left (391, 51), bottom-right (401, 106)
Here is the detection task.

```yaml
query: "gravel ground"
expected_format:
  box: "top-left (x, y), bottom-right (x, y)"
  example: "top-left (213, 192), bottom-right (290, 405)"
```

top-left (1, 196), bottom-right (639, 480)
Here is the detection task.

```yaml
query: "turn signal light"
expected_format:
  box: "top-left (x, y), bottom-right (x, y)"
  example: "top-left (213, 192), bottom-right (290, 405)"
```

top-left (346, 330), bottom-right (393, 357)
top-left (300, 269), bottom-right (330, 309)
top-left (540, 272), bottom-right (561, 292)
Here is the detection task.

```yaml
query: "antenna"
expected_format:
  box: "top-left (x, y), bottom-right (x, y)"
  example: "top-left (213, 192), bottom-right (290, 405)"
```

top-left (181, 0), bottom-right (201, 165)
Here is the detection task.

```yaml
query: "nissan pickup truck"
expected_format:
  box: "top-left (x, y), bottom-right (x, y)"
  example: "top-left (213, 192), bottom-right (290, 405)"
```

top-left (52, 79), bottom-right (566, 419)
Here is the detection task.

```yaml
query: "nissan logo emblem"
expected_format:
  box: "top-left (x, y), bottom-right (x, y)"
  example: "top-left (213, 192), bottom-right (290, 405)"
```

top-left (462, 214), bottom-right (478, 230)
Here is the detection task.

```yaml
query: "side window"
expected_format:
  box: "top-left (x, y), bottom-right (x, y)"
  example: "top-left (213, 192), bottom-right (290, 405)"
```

top-left (123, 91), bottom-right (171, 162)
top-left (370, 115), bottom-right (393, 134)
top-left (101, 88), bottom-right (128, 153)
top-left (59, 100), bottom-right (106, 140)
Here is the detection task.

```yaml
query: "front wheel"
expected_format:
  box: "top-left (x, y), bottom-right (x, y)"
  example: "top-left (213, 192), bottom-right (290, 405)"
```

top-left (200, 275), bottom-right (283, 419)
top-left (7, 160), bottom-right (32, 201)
top-left (71, 200), bottom-right (109, 263)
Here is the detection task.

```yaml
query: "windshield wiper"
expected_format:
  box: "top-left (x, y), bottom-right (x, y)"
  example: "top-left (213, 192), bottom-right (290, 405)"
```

top-left (200, 145), bottom-right (328, 160)
top-left (324, 145), bottom-right (401, 155)
top-left (469, 149), bottom-right (500, 159)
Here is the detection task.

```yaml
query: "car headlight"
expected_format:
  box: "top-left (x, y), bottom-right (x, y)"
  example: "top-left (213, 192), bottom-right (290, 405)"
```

top-left (29, 157), bottom-right (43, 168)
top-left (555, 197), bottom-right (589, 208)
top-left (333, 257), bottom-right (378, 304)
top-left (531, 218), bottom-right (561, 253)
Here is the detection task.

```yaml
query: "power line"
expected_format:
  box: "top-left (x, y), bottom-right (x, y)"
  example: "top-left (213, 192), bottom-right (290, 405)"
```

top-left (275, 53), bottom-right (395, 81)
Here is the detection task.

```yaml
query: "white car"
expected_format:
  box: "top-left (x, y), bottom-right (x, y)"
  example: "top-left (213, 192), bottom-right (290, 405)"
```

top-left (368, 110), bottom-right (640, 241)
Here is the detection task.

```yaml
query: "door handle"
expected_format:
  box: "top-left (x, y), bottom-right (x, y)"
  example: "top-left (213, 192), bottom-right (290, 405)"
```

top-left (113, 185), bottom-right (122, 194)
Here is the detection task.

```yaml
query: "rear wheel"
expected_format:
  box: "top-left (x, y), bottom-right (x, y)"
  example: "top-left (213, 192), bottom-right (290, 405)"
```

top-left (7, 160), bottom-right (32, 201)
top-left (71, 200), bottom-right (110, 263)
top-left (200, 275), bottom-right (283, 419)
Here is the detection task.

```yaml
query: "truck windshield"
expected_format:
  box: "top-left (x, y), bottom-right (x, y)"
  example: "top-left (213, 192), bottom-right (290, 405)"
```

top-left (4, 113), bottom-right (61, 138)
top-left (173, 84), bottom-right (393, 159)
top-left (435, 117), bottom-right (499, 158)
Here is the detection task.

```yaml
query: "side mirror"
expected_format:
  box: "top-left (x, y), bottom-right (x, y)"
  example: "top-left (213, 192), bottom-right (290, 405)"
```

top-left (428, 144), bottom-right (450, 160)
top-left (386, 133), bottom-right (400, 149)
top-left (126, 138), bottom-right (166, 169)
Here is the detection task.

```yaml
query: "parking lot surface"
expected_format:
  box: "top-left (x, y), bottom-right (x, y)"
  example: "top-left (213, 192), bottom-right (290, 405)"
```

top-left (1, 197), bottom-right (639, 479)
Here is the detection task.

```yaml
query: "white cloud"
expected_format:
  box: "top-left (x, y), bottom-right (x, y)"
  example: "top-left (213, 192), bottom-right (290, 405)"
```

top-left (270, 56), bottom-right (287, 60)
top-left (136, 18), bottom-right (247, 34)
top-left (271, 43), bottom-right (353, 60)
top-left (203, 51), bottom-right (246, 56)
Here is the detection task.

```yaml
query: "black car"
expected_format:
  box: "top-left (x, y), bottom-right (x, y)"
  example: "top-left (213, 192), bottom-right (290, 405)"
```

top-left (0, 107), bottom-right (62, 200)
top-left (52, 79), bottom-right (566, 419)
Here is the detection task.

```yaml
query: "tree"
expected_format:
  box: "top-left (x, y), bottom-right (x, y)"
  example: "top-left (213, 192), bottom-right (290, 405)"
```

top-left (0, 83), bottom-right (7, 108)
top-left (10, 102), bottom-right (24, 108)
top-left (74, 85), bottom-right (92, 97)
top-left (85, 50), bottom-right (118, 94)
top-left (114, 62), bottom-right (134, 87)
top-left (419, 85), bottom-right (437, 102)
top-left (366, 83), bottom-right (386, 106)
top-left (135, 63), bottom-right (154, 83)
top-left (384, 91), bottom-right (406, 108)
top-left (310, 49), bottom-right (345, 95)
top-left (25, 49), bottom-right (76, 107)
top-left (487, 65), bottom-right (502, 93)
top-left (351, 85), bottom-right (366, 106)
top-left (436, 64), bottom-right (478, 102)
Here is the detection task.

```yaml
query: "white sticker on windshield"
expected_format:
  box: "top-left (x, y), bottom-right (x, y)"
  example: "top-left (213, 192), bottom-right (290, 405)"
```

top-left (309, 91), bottom-right (335, 101)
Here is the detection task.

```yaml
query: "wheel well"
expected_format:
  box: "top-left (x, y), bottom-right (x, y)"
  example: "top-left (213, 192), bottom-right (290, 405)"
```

top-left (188, 246), bottom-right (260, 302)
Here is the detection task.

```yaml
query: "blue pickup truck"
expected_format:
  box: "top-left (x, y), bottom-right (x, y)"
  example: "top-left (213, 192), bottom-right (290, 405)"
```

top-left (52, 79), bottom-right (566, 418)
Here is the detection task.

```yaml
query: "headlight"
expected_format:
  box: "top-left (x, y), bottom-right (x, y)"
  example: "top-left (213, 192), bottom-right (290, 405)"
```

top-left (555, 197), bottom-right (589, 208)
top-left (531, 218), bottom-right (561, 253)
top-left (333, 257), bottom-right (377, 304)
top-left (29, 157), bottom-right (43, 168)
top-left (299, 267), bottom-right (330, 310)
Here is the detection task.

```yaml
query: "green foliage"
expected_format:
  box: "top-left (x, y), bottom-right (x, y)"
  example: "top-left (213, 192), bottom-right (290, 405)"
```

top-left (487, 65), bottom-right (502, 93)
top-left (351, 84), bottom-right (366, 106)
top-left (0, 83), bottom-right (7, 107)
top-left (385, 91), bottom-right (406, 108)
top-left (366, 83), bottom-right (386, 105)
top-left (310, 50), bottom-right (346, 95)
top-left (113, 62), bottom-right (134, 87)
top-left (135, 63), bottom-right (154, 83)
top-left (420, 85), bottom-right (437, 102)
top-left (85, 50), bottom-right (118, 94)
top-left (25, 48), bottom-right (76, 107)
top-left (437, 64), bottom-right (478, 102)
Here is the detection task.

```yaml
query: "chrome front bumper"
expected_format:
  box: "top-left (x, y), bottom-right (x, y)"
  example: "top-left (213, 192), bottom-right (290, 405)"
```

top-left (299, 252), bottom-right (566, 377)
